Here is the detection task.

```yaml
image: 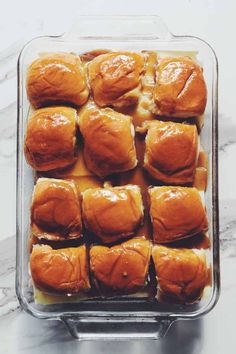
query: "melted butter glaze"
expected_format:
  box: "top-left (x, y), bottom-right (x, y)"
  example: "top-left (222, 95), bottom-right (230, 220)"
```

top-left (88, 51), bottom-right (144, 107)
top-left (82, 185), bottom-right (143, 244)
top-left (90, 238), bottom-right (151, 295)
top-left (152, 245), bottom-right (209, 303)
top-left (24, 106), bottom-right (78, 171)
top-left (27, 52), bottom-right (89, 108)
top-left (142, 120), bottom-right (198, 185)
top-left (79, 105), bottom-right (137, 177)
top-left (31, 178), bottom-right (82, 241)
top-left (153, 56), bottom-right (207, 118)
top-left (149, 186), bottom-right (208, 243)
top-left (30, 245), bottom-right (90, 294)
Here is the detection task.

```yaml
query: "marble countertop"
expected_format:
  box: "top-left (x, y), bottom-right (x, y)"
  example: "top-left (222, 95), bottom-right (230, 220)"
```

top-left (0, 0), bottom-right (236, 353)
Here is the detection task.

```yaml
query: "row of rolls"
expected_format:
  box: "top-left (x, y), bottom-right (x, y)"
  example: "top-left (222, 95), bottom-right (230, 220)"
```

top-left (31, 179), bottom-right (207, 244)
top-left (30, 179), bottom-right (209, 302)
top-left (25, 105), bottom-right (202, 186)
top-left (26, 51), bottom-right (206, 117)
top-left (31, 239), bottom-right (209, 303)
top-left (25, 49), bottom-right (209, 304)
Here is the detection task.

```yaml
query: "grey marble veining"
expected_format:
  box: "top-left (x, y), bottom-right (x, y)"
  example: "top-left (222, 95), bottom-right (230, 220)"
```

top-left (0, 237), bottom-right (18, 317)
top-left (219, 115), bottom-right (236, 152)
top-left (0, 1), bottom-right (236, 352)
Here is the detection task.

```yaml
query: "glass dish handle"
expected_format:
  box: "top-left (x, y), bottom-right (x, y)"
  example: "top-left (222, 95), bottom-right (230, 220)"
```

top-left (63, 15), bottom-right (172, 41)
top-left (61, 316), bottom-right (174, 340)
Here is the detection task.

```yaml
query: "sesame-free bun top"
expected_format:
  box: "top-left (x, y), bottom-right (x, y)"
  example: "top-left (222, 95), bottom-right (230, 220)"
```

top-left (90, 238), bottom-right (151, 293)
top-left (31, 178), bottom-right (82, 241)
top-left (142, 120), bottom-right (198, 184)
top-left (82, 185), bottom-right (144, 244)
top-left (79, 104), bottom-right (137, 177)
top-left (24, 106), bottom-right (77, 171)
top-left (149, 186), bottom-right (208, 243)
top-left (88, 51), bottom-right (144, 107)
top-left (152, 245), bottom-right (208, 302)
top-left (26, 52), bottom-right (89, 108)
top-left (30, 244), bottom-right (90, 294)
top-left (153, 56), bottom-right (207, 117)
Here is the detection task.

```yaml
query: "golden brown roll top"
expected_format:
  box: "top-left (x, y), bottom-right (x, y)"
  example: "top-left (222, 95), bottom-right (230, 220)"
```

top-left (30, 245), bottom-right (90, 294)
top-left (24, 106), bottom-right (77, 171)
top-left (90, 238), bottom-right (151, 292)
top-left (79, 105), bottom-right (137, 177)
top-left (142, 120), bottom-right (199, 184)
top-left (149, 186), bottom-right (208, 243)
top-left (26, 53), bottom-right (89, 108)
top-left (153, 56), bottom-right (207, 117)
top-left (82, 185), bottom-right (144, 244)
top-left (31, 178), bottom-right (82, 241)
top-left (152, 245), bottom-right (208, 302)
top-left (88, 51), bottom-right (144, 107)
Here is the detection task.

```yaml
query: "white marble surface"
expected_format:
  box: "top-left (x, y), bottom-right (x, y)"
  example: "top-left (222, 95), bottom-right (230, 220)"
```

top-left (0, 0), bottom-right (236, 352)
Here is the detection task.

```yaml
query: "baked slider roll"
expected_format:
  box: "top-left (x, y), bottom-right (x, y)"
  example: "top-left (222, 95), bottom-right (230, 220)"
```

top-left (152, 245), bottom-right (208, 302)
top-left (90, 238), bottom-right (151, 293)
top-left (79, 105), bottom-right (137, 177)
top-left (24, 106), bottom-right (77, 171)
top-left (82, 185), bottom-right (144, 244)
top-left (141, 120), bottom-right (199, 185)
top-left (149, 186), bottom-right (208, 243)
top-left (31, 178), bottom-right (82, 241)
top-left (153, 57), bottom-right (207, 117)
top-left (88, 51), bottom-right (144, 108)
top-left (30, 245), bottom-right (90, 294)
top-left (26, 53), bottom-right (89, 108)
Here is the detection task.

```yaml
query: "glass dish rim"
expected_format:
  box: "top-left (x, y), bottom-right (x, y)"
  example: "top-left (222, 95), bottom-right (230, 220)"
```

top-left (15, 15), bottom-right (220, 322)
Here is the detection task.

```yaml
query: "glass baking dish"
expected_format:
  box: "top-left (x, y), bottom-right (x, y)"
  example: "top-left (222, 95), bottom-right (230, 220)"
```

top-left (16, 15), bottom-right (220, 340)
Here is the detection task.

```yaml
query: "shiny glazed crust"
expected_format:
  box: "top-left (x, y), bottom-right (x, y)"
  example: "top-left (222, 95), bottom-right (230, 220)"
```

top-left (88, 51), bottom-right (144, 107)
top-left (90, 238), bottom-right (151, 292)
top-left (152, 245), bottom-right (208, 302)
top-left (24, 106), bottom-right (77, 171)
top-left (149, 186), bottom-right (208, 243)
top-left (30, 244), bottom-right (90, 294)
top-left (79, 104), bottom-right (137, 177)
top-left (26, 52), bottom-right (89, 108)
top-left (153, 56), bottom-right (207, 117)
top-left (143, 120), bottom-right (199, 184)
top-left (31, 178), bottom-right (82, 241)
top-left (82, 185), bottom-right (144, 243)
